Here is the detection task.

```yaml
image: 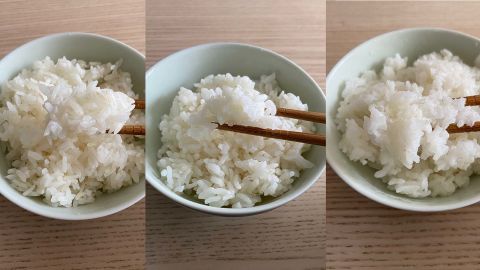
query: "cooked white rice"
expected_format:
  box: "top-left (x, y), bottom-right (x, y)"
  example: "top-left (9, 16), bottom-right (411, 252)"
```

top-left (158, 73), bottom-right (314, 208)
top-left (336, 49), bottom-right (480, 197)
top-left (0, 57), bottom-right (144, 207)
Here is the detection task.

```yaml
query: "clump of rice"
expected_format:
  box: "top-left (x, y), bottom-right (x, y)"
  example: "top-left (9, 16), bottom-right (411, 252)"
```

top-left (0, 57), bottom-right (144, 207)
top-left (158, 73), bottom-right (314, 208)
top-left (336, 49), bottom-right (480, 198)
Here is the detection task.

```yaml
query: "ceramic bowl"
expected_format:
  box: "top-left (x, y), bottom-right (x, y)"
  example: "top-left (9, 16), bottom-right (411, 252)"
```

top-left (146, 43), bottom-right (325, 216)
top-left (327, 28), bottom-right (480, 211)
top-left (0, 32), bottom-right (145, 220)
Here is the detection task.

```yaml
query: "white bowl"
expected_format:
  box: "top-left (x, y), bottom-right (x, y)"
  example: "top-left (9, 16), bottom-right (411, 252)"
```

top-left (0, 33), bottom-right (145, 220)
top-left (327, 28), bottom-right (480, 211)
top-left (146, 43), bottom-right (326, 216)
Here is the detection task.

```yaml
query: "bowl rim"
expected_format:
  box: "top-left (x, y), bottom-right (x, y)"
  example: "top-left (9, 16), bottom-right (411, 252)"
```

top-left (326, 27), bottom-right (480, 212)
top-left (0, 32), bottom-right (146, 220)
top-left (146, 42), bottom-right (326, 216)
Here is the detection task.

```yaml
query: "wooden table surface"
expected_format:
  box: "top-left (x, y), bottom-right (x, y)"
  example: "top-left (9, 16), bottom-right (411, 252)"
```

top-left (0, 1), bottom-right (146, 269)
top-left (145, 0), bottom-right (325, 269)
top-left (326, 2), bottom-right (480, 270)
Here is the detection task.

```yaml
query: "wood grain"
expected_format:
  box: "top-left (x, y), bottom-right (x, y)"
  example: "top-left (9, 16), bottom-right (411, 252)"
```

top-left (146, 0), bottom-right (325, 269)
top-left (326, 2), bottom-right (480, 269)
top-left (0, 1), bottom-right (145, 269)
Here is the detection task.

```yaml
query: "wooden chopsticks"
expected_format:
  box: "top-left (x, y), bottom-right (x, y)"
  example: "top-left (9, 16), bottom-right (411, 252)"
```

top-left (115, 100), bottom-right (326, 146)
top-left (118, 125), bottom-right (145, 135)
top-left (276, 108), bottom-right (326, 123)
top-left (113, 94), bottom-right (480, 139)
top-left (447, 122), bottom-right (480, 134)
top-left (216, 123), bottom-right (325, 145)
top-left (216, 108), bottom-right (326, 146)
top-left (446, 95), bottom-right (480, 133)
top-left (463, 95), bottom-right (480, 106)
top-left (134, 99), bottom-right (145, 110)
top-left (112, 99), bottom-right (145, 135)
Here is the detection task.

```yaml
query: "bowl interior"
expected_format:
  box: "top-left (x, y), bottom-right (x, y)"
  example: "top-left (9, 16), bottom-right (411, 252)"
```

top-left (146, 43), bottom-right (326, 215)
top-left (327, 28), bottom-right (480, 211)
top-left (0, 33), bottom-right (145, 219)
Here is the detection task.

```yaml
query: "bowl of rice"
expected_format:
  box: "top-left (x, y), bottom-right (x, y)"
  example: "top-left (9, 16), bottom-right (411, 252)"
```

top-left (0, 33), bottom-right (145, 219)
top-left (146, 43), bottom-right (325, 216)
top-left (327, 28), bottom-right (480, 211)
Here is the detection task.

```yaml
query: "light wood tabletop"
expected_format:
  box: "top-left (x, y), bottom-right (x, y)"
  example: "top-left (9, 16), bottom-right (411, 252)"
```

top-left (145, 0), bottom-right (325, 269)
top-left (326, 1), bottom-right (480, 270)
top-left (0, 1), bottom-right (145, 269)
